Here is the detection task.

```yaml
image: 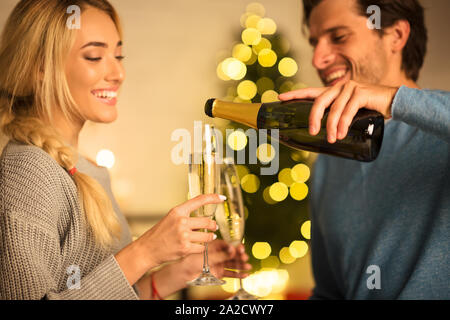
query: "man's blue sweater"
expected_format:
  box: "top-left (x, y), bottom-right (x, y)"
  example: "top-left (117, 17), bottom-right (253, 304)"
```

top-left (310, 86), bottom-right (449, 299)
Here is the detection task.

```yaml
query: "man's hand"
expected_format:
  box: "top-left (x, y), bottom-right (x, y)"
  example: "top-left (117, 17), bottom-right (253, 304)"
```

top-left (279, 80), bottom-right (399, 143)
top-left (181, 240), bottom-right (252, 280)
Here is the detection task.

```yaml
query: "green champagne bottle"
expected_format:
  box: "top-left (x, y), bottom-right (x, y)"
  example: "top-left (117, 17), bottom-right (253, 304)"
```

top-left (205, 98), bottom-right (384, 162)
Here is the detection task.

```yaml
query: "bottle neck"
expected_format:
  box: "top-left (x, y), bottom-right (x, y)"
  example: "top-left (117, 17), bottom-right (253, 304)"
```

top-left (210, 100), bottom-right (262, 129)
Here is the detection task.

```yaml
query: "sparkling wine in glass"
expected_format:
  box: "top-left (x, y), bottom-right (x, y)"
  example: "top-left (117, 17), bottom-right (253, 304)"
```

top-left (186, 124), bottom-right (225, 286)
top-left (216, 157), bottom-right (258, 299)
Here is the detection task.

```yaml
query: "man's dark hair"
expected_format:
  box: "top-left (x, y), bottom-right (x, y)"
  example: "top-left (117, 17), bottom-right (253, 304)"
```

top-left (303, 0), bottom-right (427, 81)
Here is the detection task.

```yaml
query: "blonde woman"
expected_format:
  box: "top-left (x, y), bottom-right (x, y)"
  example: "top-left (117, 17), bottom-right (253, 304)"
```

top-left (0, 0), bottom-right (250, 300)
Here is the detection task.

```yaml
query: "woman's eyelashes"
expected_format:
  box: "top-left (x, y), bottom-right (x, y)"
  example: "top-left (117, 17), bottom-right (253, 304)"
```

top-left (84, 56), bottom-right (125, 62)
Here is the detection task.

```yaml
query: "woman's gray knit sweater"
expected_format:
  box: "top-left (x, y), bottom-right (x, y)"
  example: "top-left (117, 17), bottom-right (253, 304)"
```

top-left (0, 140), bottom-right (139, 299)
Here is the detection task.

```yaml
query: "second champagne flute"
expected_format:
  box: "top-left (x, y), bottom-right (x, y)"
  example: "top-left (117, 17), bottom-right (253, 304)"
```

top-left (215, 157), bottom-right (258, 300)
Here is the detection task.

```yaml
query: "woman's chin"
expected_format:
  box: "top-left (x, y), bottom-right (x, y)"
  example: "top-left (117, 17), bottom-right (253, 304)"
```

top-left (92, 110), bottom-right (118, 124)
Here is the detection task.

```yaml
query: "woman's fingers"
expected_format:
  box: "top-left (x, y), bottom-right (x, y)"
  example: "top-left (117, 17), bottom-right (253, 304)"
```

top-left (172, 194), bottom-right (225, 216)
top-left (187, 216), bottom-right (217, 231)
top-left (189, 230), bottom-right (216, 243)
top-left (189, 242), bottom-right (207, 254)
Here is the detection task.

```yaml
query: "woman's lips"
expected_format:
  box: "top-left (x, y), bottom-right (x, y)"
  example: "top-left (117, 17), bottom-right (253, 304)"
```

top-left (93, 94), bottom-right (117, 106)
top-left (91, 89), bottom-right (118, 106)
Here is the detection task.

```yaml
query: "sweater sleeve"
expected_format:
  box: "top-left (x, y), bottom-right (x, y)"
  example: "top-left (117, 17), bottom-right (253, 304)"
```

top-left (0, 147), bottom-right (139, 300)
top-left (391, 86), bottom-right (450, 142)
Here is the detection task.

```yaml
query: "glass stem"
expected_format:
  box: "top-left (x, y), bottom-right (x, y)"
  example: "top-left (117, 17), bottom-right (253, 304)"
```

top-left (203, 229), bottom-right (210, 273)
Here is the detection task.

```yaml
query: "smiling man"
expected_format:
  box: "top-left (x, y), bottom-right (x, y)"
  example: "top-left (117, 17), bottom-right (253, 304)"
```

top-left (280, 0), bottom-right (449, 299)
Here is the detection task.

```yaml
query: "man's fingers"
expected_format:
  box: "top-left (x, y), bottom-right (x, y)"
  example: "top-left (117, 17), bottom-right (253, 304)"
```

top-left (337, 94), bottom-right (365, 139)
top-left (278, 87), bottom-right (326, 101)
top-left (173, 194), bottom-right (225, 216)
top-left (208, 250), bottom-right (230, 265)
top-left (309, 83), bottom-right (344, 135)
top-left (326, 81), bottom-right (356, 143)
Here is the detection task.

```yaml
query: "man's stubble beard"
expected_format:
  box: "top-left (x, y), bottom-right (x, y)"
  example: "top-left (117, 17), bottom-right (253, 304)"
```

top-left (354, 37), bottom-right (387, 85)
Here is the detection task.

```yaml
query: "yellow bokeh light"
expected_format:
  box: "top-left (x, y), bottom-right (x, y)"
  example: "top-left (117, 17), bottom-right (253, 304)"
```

top-left (290, 151), bottom-right (303, 162)
top-left (243, 272), bottom-right (272, 297)
top-left (241, 174), bottom-right (260, 193)
top-left (252, 37), bottom-right (271, 55)
top-left (221, 277), bottom-right (240, 293)
top-left (278, 168), bottom-right (295, 187)
top-left (96, 149), bottom-right (115, 168)
top-left (263, 186), bottom-right (278, 205)
top-left (279, 80), bottom-right (294, 94)
top-left (261, 256), bottom-right (280, 269)
top-left (277, 269), bottom-right (289, 284)
top-left (279, 247), bottom-right (296, 264)
top-left (256, 77), bottom-right (275, 94)
top-left (237, 80), bottom-right (257, 100)
top-left (256, 143), bottom-right (276, 163)
top-left (258, 48), bottom-right (277, 67)
top-left (257, 18), bottom-right (277, 35)
top-left (290, 182), bottom-right (309, 201)
top-left (245, 52), bottom-right (258, 65)
top-left (289, 240), bottom-right (308, 258)
top-left (301, 220), bottom-right (311, 239)
top-left (245, 14), bottom-right (262, 29)
top-left (217, 62), bottom-right (231, 81)
top-left (246, 2), bottom-right (266, 17)
top-left (227, 130), bottom-right (247, 151)
top-left (291, 163), bottom-right (311, 183)
top-left (269, 182), bottom-right (289, 202)
top-left (232, 44), bottom-right (252, 62)
top-left (261, 90), bottom-right (280, 103)
top-left (278, 57), bottom-right (298, 77)
top-left (244, 206), bottom-right (249, 220)
top-left (272, 269), bottom-right (289, 294)
top-left (222, 57), bottom-right (247, 80)
top-left (274, 36), bottom-right (291, 55)
top-left (240, 13), bottom-right (250, 28)
top-left (252, 242), bottom-right (272, 260)
top-left (241, 28), bottom-right (262, 46)
top-left (235, 165), bottom-right (249, 180)
top-left (233, 96), bottom-right (251, 103)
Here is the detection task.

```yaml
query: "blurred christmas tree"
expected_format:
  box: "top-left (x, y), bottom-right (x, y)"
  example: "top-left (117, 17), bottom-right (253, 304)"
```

top-left (213, 2), bottom-right (316, 282)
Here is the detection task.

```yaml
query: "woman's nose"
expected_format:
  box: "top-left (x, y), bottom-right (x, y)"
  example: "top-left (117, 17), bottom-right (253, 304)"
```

top-left (106, 57), bottom-right (125, 83)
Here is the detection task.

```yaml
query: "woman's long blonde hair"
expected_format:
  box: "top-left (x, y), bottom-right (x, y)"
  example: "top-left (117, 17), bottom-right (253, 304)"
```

top-left (0, 0), bottom-right (123, 249)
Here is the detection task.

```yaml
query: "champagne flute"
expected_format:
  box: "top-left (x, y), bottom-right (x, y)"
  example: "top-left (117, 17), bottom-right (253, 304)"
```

top-left (187, 124), bottom-right (225, 286)
top-left (215, 157), bottom-right (258, 300)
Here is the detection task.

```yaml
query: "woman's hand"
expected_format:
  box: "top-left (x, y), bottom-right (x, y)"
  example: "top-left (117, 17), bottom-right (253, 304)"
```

top-left (137, 194), bottom-right (225, 268)
top-left (115, 194), bottom-right (224, 286)
top-left (279, 80), bottom-right (399, 143)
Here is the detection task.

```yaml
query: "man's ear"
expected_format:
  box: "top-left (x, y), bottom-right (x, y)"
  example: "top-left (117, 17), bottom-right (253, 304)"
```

top-left (385, 20), bottom-right (411, 53)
